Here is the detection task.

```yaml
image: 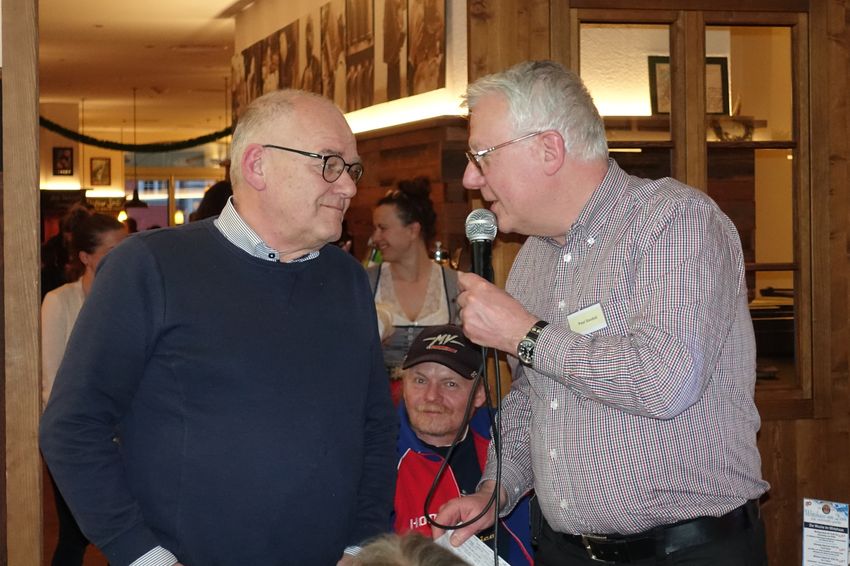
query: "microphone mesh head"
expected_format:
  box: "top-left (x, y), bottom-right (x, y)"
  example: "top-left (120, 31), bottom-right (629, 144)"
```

top-left (465, 208), bottom-right (498, 242)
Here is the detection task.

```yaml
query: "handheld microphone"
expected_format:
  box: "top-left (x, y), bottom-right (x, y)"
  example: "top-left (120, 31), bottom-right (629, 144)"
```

top-left (465, 208), bottom-right (498, 283)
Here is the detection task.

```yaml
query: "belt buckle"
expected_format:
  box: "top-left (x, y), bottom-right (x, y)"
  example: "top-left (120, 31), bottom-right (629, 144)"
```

top-left (581, 534), bottom-right (615, 563)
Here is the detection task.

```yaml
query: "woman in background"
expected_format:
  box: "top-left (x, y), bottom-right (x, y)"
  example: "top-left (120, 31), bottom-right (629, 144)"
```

top-left (41, 212), bottom-right (126, 566)
top-left (368, 178), bottom-right (460, 395)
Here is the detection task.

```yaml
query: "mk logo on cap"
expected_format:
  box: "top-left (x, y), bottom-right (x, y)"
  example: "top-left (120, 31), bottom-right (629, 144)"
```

top-left (422, 333), bottom-right (464, 352)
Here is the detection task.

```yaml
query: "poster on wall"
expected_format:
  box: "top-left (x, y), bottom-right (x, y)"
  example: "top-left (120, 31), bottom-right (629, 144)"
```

top-left (243, 42), bottom-right (264, 105)
top-left (232, 0), bottom-right (449, 119)
top-left (300, 10), bottom-right (324, 95)
top-left (321, 0), bottom-right (347, 110)
top-left (260, 33), bottom-right (281, 95)
top-left (232, 53), bottom-right (247, 122)
top-left (279, 21), bottom-right (300, 89)
top-left (407, 0), bottom-right (445, 95)
top-left (53, 147), bottom-right (73, 176)
top-left (803, 498), bottom-right (849, 566)
top-left (345, 0), bottom-right (374, 112)
top-left (379, 0), bottom-right (407, 103)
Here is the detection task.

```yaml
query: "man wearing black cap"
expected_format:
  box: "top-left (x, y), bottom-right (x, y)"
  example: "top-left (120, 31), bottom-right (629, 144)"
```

top-left (393, 324), bottom-right (533, 565)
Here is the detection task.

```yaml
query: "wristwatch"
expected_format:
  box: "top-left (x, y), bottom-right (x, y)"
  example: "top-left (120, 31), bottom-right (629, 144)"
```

top-left (517, 320), bottom-right (549, 367)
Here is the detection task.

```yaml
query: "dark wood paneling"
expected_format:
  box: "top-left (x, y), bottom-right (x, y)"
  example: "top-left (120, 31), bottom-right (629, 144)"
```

top-left (353, 116), bottom-right (471, 261)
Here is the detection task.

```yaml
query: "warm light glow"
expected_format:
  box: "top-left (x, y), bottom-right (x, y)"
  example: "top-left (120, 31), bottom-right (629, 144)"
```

top-left (609, 148), bottom-right (643, 153)
top-left (345, 89), bottom-right (466, 134)
top-left (85, 188), bottom-right (127, 198)
top-left (344, 0), bottom-right (467, 134)
top-left (41, 181), bottom-right (82, 191)
top-left (174, 210), bottom-right (185, 225)
top-left (596, 99), bottom-right (652, 117)
top-left (117, 211), bottom-right (128, 222)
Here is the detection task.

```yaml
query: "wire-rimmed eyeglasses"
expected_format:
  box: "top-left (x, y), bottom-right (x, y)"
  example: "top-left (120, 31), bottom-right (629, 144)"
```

top-left (465, 131), bottom-right (544, 174)
top-left (262, 144), bottom-right (364, 184)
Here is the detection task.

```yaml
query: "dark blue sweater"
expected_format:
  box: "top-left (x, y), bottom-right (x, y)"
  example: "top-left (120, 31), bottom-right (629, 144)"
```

top-left (40, 220), bottom-right (398, 566)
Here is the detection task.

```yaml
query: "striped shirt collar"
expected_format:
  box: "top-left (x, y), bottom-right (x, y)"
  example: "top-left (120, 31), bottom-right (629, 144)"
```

top-left (213, 196), bottom-right (319, 263)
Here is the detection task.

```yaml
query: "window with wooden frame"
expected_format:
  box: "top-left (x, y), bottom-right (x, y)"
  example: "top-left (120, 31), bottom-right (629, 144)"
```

top-left (572, 7), bottom-right (822, 420)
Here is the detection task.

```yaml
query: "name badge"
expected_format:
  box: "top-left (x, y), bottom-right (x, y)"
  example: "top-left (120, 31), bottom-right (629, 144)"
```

top-left (567, 303), bottom-right (608, 335)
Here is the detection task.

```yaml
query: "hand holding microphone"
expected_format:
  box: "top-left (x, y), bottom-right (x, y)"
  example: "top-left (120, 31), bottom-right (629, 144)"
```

top-left (460, 209), bottom-right (538, 354)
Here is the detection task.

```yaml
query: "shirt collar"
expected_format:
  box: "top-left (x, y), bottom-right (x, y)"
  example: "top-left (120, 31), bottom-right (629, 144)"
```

top-left (539, 158), bottom-right (628, 248)
top-left (213, 196), bottom-right (319, 263)
top-left (571, 158), bottom-right (629, 237)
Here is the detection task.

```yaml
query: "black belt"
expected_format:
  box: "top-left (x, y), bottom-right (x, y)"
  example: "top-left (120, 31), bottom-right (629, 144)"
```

top-left (553, 500), bottom-right (760, 563)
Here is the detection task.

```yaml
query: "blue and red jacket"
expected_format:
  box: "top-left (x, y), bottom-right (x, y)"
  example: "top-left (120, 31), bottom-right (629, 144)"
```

top-left (395, 402), bottom-right (534, 565)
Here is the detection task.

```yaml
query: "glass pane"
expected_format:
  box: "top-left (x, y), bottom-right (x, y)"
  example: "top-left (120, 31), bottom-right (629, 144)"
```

top-left (705, 26), bottom-right (793, 142)
top-left (579, 23), bottom-right (671, 142)
top-left (708, 147), bottom-right (796, 383)
top-left (175, 179), bottom-right (219, 225)
top-left (750, 270), bottom-right (795, 383)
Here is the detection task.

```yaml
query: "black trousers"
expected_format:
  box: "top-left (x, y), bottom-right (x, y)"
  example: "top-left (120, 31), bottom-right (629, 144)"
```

top-left (534, 506), bottom-right (768, 566)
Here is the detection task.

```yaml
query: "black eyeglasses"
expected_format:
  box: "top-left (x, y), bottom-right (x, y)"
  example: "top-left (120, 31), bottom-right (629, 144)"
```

top-left (465, 131), bottom-right (543, 174)
top-left (262, 144), bottom-right (364, 184)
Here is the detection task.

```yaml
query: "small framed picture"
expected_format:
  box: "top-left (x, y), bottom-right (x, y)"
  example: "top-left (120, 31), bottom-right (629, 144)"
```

top-left (53, 147), bottom-right (73, 176)
top-left (90, 157), bottom-right (111, 186)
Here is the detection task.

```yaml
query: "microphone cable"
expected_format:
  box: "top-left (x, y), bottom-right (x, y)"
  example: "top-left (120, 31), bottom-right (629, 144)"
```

top-left (424, 344), bottom-right (503, 566)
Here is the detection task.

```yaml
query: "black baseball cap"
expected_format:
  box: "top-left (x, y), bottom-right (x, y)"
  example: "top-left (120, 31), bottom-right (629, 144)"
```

top-left (402, 324), bottom-right (482, 380)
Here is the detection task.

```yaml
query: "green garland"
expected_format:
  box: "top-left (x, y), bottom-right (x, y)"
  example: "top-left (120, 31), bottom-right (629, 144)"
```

top-left (39, 116), bottom-right (232, 153)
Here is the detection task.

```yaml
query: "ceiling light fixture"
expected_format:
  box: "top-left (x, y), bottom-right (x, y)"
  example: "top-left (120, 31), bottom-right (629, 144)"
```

top-left (125, 87), bottom-right (148, 209)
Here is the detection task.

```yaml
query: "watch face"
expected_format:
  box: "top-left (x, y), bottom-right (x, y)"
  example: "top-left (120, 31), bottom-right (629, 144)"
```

top-left (517, 338), bottom-right (534, 365)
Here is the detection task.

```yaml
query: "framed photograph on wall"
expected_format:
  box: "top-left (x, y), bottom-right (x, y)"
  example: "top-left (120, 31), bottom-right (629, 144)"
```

top-left (648, 55), bottom-right (730, 115)
top-left (90, 157), bottom-right (111, 186)
top-left (408, 0), bottom-right (445, 96)
top-left (53, 147), bottom-right (73, 176)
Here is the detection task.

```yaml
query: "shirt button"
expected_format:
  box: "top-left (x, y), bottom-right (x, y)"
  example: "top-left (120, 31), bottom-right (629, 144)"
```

top-left (550, 399), bottom-right (559, 410)
top-left (558, 300), bottom-right (565, 309)
top-left (549, 448), bottom-right (557, 460)
top-left (563, 253), bottom-right (572, 263)
top-left (587, 237), bottom-right (596, 246)
top-left (514, 486), bottom-right (520, 493)
top-left (268, 253), bottom-right (276, 259)
top-left (560, 499), bottom-right (568, 509)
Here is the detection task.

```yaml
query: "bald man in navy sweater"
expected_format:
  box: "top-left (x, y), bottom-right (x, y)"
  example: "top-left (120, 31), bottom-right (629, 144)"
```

top-left (40, 90), bottom-right (397, 566)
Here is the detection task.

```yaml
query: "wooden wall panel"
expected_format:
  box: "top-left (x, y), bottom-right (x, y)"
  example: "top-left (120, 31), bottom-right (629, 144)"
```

top-left (353, 117), bottom-right (470, 262)
top-left (468, 0), bottom-right (552, 81)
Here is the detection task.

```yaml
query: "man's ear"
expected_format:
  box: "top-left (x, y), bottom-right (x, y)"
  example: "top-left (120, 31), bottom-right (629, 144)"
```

top-left (241, 144), bottom-right (267, 191)
top-left (540, 130), bottom-right (566, 176)
top-left (472, 381), bottom-right (487, 409)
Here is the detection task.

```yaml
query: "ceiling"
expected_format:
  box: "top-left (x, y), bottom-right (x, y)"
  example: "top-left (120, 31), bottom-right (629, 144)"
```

top-left (39, 0), bottom-right (241, 145)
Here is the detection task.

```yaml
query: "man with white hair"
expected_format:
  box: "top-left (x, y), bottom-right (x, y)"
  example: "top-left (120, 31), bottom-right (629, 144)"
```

top-left (436, 60), bottom-right (769, 565)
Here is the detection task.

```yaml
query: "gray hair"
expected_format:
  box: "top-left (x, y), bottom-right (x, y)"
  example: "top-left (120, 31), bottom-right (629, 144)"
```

top-left (356, 533), bottom-right (470, 566)
top-left (465, 60), bottom-right (608, 161)
top-left (229, 89), bottom-right (328, 186)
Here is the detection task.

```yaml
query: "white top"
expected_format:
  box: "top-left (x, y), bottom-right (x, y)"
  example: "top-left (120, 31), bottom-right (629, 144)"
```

top-left (41, 278), bottom-right (85, 407)
top-left (373, 261), bottom-right (449, 326)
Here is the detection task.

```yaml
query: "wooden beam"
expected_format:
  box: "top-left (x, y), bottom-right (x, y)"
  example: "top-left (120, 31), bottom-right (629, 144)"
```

top-left (2, 0), bottom-right (43, 564)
